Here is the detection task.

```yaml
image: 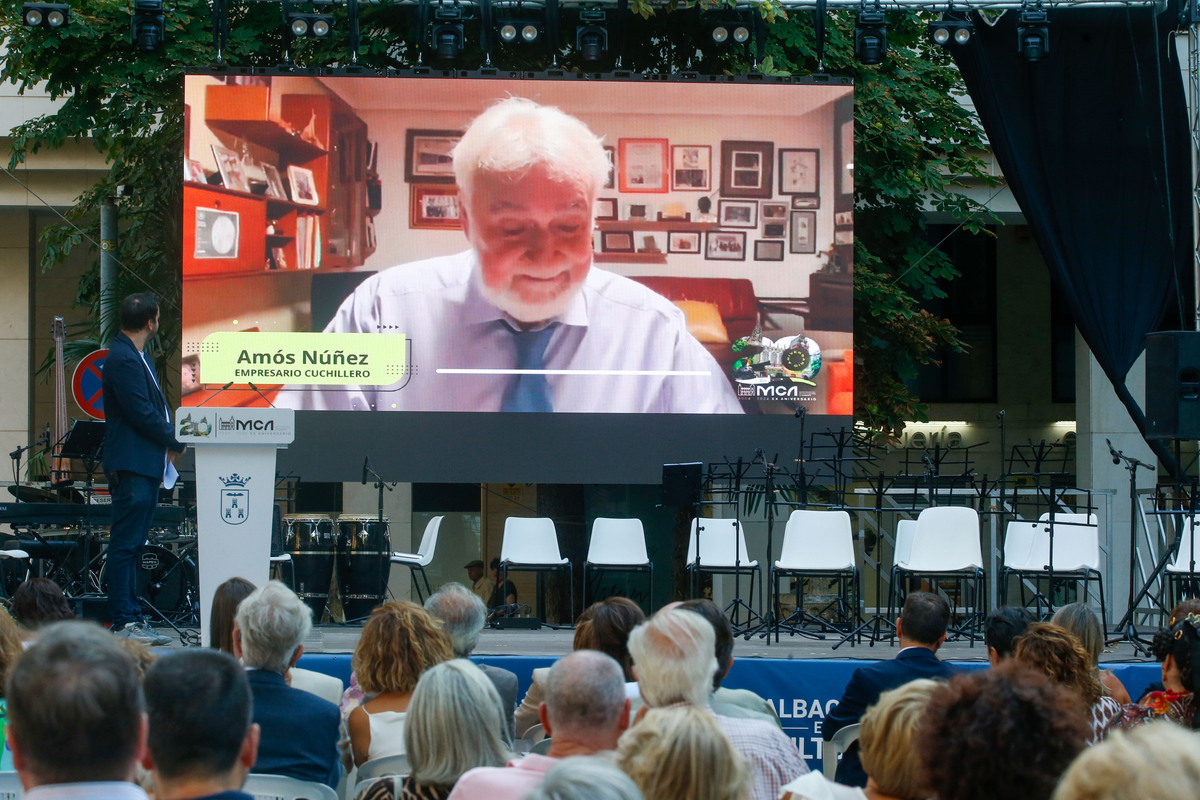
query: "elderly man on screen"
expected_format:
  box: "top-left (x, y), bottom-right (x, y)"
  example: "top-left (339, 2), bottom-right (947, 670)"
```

top-left (284, 97), bottom-right (742, 414)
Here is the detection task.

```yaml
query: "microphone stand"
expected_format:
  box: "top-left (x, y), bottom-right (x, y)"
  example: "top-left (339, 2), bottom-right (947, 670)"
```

top-left (362, 458), bottom-right (394, 534)
top-left (1106, 439), bottom-right (1156, 654)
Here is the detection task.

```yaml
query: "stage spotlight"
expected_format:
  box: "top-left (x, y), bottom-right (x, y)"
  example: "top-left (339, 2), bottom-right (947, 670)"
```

top-left (431, 6), bottom-right (465, 62)
top-left (575, 8), bottom-right (608, 62)
top-left (1017, 7), bottom-right (1049, 62)
top-left (712, 22), bottom-right (750, 44)
top-left (130, 0), bottom-right (165, 51)
top-left (287, 11), bottom-right (334, 38)
top-left (23, 3), bottom-right (68, 28)
top-left (497, 14), bottom-right (541, 45)
top-left (854, 9), bottom-right (887, 65)
top-left (927, 15), bottom-right (973, 48)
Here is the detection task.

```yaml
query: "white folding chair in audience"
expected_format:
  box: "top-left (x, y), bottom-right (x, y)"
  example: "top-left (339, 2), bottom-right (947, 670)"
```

top-left (243, 773), bottom-right (339, 800)
top-left (822, 723), bottom-right (861, 779)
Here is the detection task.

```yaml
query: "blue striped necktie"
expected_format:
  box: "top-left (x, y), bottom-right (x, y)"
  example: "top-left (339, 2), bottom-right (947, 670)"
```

top-left (501, 326), bottom-right (554, 413)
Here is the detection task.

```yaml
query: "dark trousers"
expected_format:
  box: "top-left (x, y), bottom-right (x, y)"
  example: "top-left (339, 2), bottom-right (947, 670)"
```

top-left (107, 471), bottom-right (158, 626)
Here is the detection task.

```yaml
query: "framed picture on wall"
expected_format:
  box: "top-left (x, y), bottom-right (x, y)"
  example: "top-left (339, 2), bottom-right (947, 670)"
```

top-left (211, 144), bottom-right (249, 193)
top-left (755, 240), bottom-right (786, 261)
top-left (409, 185), bottom-right (462, 229)
top-left (718, 200), bottom-right (758, 228)
top-left (618, 138), bottom-right (669, 193)
top-left (262, 163), bottom-right (288, 200)
top-left (668, 231), bottom-right (702, 254)
top-left (286, 164), bottom-right (319, 206)
top-left (778, 148), bottom-right (820, 198)
top-left (671, 145), bottom-right (711, 191)
top-left (761, 202), bottom-right (788, 238)
top-left (720, 140), bottom-right (774, 199)
top-left (790, 210), bottom-right (816, 254)
top-left (706, 230), bottom-right (746, 261)
top-left (601, 230), bottom-right (636, 253)
top-left (595, 197), bottom-right (618, 221)
top-left (405, 129), bottom-right (461, 184)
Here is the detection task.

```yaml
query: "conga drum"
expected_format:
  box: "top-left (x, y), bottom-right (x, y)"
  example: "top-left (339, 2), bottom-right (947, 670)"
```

top-left (285, 514), bottom-right (337, 621)
top-left (336, 514), bottom-right (391, 622)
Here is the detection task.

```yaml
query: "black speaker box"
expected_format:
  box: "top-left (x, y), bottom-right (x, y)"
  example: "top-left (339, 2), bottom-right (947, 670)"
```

top-left (662, 462), bottom-right (703, 507)
top-left (1145, 332), bottom-right (1200, 440)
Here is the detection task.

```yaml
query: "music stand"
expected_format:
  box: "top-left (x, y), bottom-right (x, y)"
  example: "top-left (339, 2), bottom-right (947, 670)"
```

top-left (56, 420), bottom-right (107, 600)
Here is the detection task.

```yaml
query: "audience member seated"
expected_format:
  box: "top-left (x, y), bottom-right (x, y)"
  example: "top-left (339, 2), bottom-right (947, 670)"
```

top-left (1134, 599), bottom-right (1200, 701)
top-left (11, 577), bottom-right (74, 644)
top-left (142, 649), bottom-right (260, 800)
top-left (0, 607), bottom-right (29, 769)
top-left (1052, 603), bottom-right (1131, 704)
top-left (448, 650), bottom-right (630, 800)
top-left (515, 597), bottom-right (644, 737)
top-left (1013, 621), bottom-right (1120, 742)
top-left (356, 659), bottom-right (510, 800)
top-left (7, 621), bottom-right (148, 798)
top-left (348, 601), bottom-right (454, 768)
top-left (618, 706), bottom-right (749, 800)
top-left (1052, 722), bottom-right (1200, 800)
top-left (984, 606), bottom-right (1034, 667)
top-left (425, 583), bottom-right (519, 741)
top-left (1111, 614), bottom-right (1200, 730)
top-left (917, 664), bottom-right (1088, 800)
top-left (824, 592), bottom-right (954, 787)
top-left (209, 576), bottom-right (342, 704)
top-left (233, 581), bottom-right (341, 789)
top-left (679, 599), bottom-right (781, 726)
top-left (526, 756), bottom-right (644, 800)
top-left (783, 679), bottom-right (939, 800)
top-left (628, 607), bottom-right (807, 800)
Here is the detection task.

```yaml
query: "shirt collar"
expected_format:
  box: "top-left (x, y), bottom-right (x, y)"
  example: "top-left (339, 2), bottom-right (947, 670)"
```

top-left (460, 250), bottom-right (591, 330)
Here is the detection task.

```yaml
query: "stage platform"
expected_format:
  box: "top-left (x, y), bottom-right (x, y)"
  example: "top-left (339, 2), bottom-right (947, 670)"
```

top-left (254, 621), bottom-right (1162, 770)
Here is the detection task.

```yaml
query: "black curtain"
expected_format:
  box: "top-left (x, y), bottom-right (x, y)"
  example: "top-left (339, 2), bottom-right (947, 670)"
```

top-left (951, 4), bottom-right (1192, 474)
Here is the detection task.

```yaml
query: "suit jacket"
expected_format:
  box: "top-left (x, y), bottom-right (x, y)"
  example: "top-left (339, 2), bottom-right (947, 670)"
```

top-left (101, 332), bottom-right (183, 478)
top-left (823, 647), bottom-right (956, 787)
top-left (248, 669), bottom-right (342, 789)
top-left (478, 662), bottom-right (520, 743)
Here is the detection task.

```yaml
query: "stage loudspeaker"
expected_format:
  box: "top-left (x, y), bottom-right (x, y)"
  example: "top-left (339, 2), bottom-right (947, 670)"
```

top-left (1145, 331), bottom-right (1200, 440)
top-left (662, 462), bottom-right (703, 507)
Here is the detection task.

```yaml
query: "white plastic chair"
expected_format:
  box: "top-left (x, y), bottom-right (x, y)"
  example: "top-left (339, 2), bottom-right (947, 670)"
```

top-left (772, 510), bottom-right (859, 639)
top-left (243, 773), bottom-right (339, 800)
top-left (500, 517), bottom-right (574, 624)
top-left (0, 770), bottom-right (21, 800)
top-left (891, 506), bottom-right (985, 644)
top-left (822, 723), bottom-right (861, 779)
top-left (584, 518), bottom-right (653, 608)
top-left (390, 515), bottom-right (443, 602)
top-left (353, 754), bottom-right (411, 798)
top-left (1166, 516), bottom-right (1200, 611)
top-left (1004, 513), bottom-right (1106, 631)
top-left (686, 518), bottom-right (760, 628)
top-left (893, 519), bottom-right (918, 569)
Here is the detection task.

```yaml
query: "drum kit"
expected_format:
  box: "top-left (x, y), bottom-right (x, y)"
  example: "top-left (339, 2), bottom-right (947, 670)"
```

top-left (285, 513), bottom-right (392, 623)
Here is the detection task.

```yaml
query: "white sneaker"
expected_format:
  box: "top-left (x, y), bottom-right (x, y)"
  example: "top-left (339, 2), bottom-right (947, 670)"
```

top-left (113, 622), bottom-right (172, 647)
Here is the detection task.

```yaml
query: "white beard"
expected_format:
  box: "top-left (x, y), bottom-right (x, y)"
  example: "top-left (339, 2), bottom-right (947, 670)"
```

top-left (477, 267), bottom-right (585, 324)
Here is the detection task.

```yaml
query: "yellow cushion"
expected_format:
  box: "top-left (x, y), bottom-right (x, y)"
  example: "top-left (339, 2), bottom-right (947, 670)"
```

top-left (674, 300), bottom-right (730, 343)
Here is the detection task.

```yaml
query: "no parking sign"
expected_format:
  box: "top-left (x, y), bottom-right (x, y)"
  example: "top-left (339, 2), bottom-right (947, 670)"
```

top-left (72, 349), bottom-right (108, 419)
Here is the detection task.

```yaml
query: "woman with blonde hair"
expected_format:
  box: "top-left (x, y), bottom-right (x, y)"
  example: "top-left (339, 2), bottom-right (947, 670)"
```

top-left (1051, 603), bottom-right (1131, 704)
top-left (1014, 621), bottom-right (1120, 742)
top-left (783, 679), bottom-right (939, 800)
top-left (1052, 722), bottom-right (1200, 800)
top-left (617, 705), bottom-right (750, 800)
top-left (348, 601), bottom-right (454, 767)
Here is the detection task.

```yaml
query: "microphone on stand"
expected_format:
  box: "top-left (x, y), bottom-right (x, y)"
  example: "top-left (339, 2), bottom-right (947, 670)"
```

top-left (362, 457), bottom-right (370, 485)
top-left (1106, 438), bottom-right (1121, 465)
top-left (922, 454), bottom-right (936, 472)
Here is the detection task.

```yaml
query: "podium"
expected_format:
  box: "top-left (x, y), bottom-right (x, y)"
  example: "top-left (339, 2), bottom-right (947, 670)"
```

top-left (175, 407), bottom-right (295, 646)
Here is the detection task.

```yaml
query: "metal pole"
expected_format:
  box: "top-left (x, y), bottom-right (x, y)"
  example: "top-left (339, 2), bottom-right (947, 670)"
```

top-left (99, 198), bottom-right (118, 342)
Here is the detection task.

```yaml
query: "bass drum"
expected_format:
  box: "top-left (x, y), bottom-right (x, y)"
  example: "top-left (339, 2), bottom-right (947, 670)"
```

top-left (336, 515), bottom-right (391, 622)
top-left (100, 544), bottom-right (193, 615)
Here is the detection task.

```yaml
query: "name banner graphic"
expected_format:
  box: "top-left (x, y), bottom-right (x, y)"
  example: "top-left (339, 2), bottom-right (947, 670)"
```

top-left (200, 332), bottom-right (407, 385)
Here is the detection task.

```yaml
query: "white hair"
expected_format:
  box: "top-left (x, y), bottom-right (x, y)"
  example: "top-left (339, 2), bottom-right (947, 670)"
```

top-left (424, 583), bottom-right (487, 658)
top-left (405, 659), bottom-right (509, 786)
top-left (234, 580), bottom-right (311, 674)
top-left (528, 755), bottom-right (645, 800)
top-left (627, 607), bottom-right (718, 708)
top-left (1052, 722), bottom-right (1200, 800)
top-left (451, 96), bottom-right (610, 202)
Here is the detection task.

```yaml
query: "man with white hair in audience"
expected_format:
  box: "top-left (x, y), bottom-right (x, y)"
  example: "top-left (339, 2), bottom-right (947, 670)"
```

top-left (7, 621), bottom-right (148, 800)
top-left (447, 650), bottom-right (631, 800)
top-left (425, 582), bottom-right (519, 740)
top-left (233, 581), bottom-right (340, 789)
top-left (627, 607), bottom-right (809, 800)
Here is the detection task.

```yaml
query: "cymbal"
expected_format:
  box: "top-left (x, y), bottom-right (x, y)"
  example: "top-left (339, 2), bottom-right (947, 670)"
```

top-left (7, 484), bottom-right (59, 503)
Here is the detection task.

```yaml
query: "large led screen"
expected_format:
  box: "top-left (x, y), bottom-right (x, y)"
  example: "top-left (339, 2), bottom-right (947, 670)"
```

top-left (181, 72), bottom-right (854, 481)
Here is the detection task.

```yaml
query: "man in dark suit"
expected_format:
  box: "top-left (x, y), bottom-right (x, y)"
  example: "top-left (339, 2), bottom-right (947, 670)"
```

top-left (234, 581), bottom-right (340, 789)
top-left (824, 591), bottom-right (955, 787)
top-left (425, 582), bottom-right (520, 742)
top-left (101, 293), bottom-right (184, 646)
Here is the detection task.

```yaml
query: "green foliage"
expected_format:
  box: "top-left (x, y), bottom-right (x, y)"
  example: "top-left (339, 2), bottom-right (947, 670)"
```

top-left (2, 1), bottom-right (994, 429)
